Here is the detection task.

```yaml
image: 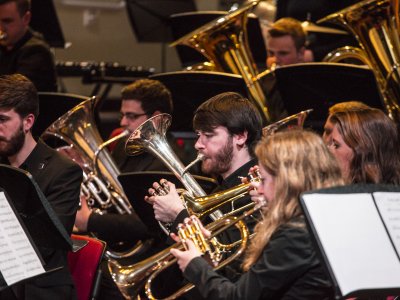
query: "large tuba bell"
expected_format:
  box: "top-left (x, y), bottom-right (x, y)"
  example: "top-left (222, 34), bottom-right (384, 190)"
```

top-left (170, 0), bottom-right (272, 123)
top-left (41, 96), bottom-right (132, 215)
top-left (320, 0), bottom-right (400, 121)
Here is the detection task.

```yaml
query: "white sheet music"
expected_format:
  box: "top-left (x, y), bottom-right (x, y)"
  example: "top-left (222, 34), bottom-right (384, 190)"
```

top-left (374, 192), bottom-right (400, 255)
top-left (0, 191), bottom-right (45, 286)
top-left (302, 192), bottom-right (400, 297)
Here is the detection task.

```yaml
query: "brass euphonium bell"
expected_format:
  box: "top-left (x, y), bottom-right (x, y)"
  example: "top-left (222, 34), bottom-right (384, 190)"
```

top-left (41, 96), bottom-right (153, 260)
top-left (170, 0), bottom-right (272, 124)
top-left (320, 0), bottom-right (400, 121)
top-left (125, 113), bottom-right (204, 196)
top-left (125, 113), bottom-right (223, 227)
top-left (41, 96), bottom-right (132, 215)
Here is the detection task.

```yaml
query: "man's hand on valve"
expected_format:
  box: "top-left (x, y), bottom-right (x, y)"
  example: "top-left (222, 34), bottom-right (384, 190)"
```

top-left (145, 179), bottom-right (185, 223)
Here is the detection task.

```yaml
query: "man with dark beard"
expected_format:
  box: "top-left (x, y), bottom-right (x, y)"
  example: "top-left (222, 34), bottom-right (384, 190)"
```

top-left (146, 91), bottom-right (262, 237)
top-left (144, 93), bottom-right (262, 298)
top-left (0, 74), bottom-right (82, 300)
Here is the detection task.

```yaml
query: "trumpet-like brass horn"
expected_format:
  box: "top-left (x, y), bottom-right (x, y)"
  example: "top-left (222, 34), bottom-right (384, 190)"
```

top-left (184, 169), bottom-right (260, 219)
top-left (320, 0), bottom-right (400, 121)
top-left (109, 207), bottom-right (253, 300)
top-left (262, 108), bottom-right (313, 136)
top-left (170, 0), bottom-right (272, 124)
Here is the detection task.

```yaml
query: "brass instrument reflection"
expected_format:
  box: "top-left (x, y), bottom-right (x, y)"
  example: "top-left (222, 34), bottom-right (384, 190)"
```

top-left (320, 0), bottom-right (400, 121)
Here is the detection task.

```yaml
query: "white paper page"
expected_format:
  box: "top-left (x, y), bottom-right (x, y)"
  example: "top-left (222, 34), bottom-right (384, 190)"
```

top-left (374, 192), bottom-right (400, 256)
top-left (302, 193), bottom-right (400, 296)
top-left (0, 191), bottom-right (45, 286)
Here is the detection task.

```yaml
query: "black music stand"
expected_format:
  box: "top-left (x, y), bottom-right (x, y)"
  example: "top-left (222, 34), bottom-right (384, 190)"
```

top-left (300, 184), bottom-right (400, 299)
top-left (150, 71), bottom-right (248, 131)
top-left (30, 0), bottom-right (66, 48)
top-left (118, 171), bottom-right (217, 232)
top-left (169, 11), bottom-right (267, 69)
top-left (0, 165), bottom-right (72, 289)
top-left (259, 63), bottom-right (383, 129)
top-left (0, 165), bottom-right (71, 250)
top-left (125, 0), bottom-right (196, 71)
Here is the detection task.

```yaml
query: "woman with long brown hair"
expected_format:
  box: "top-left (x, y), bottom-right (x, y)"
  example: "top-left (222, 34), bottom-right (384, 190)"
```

top-left (170, 129), bottom-right (344, 299)
top-left (327, 108), bottom-right (400, 184)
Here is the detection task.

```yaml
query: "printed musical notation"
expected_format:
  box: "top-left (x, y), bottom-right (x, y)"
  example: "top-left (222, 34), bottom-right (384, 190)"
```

top-left (0, 192), bottom-right (44, 286)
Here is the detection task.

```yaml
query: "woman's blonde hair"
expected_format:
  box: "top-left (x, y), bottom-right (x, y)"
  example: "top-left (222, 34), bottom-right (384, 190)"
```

top-left (242, 130), bottom-right (343, 271)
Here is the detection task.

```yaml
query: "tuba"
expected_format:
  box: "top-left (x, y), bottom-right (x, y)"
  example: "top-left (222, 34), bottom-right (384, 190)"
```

top-left (170, 0), bottom-right (272, 124)
top-left (41, 96), bottom-right (132, 215)
top-left (319, 0), bottom-right (400, 121)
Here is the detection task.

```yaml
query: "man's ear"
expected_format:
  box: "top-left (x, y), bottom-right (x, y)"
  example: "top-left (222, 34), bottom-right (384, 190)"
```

top-left (234, 130), bottom-right (248, 147)
top-left (22, 11), bottom-right (31, 27)
top-left (23, 114), bottom-right (35, 132)
top-left (298, 46), bottom-right (306, 61)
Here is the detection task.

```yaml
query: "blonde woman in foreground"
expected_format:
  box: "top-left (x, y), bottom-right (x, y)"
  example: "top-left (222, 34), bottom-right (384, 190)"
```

top-left (171, 129), bottom-right (344, 300)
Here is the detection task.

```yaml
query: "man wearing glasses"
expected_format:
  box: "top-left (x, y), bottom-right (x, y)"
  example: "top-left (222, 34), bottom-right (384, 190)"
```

top-left (112, 79), bottom-right (173, 171)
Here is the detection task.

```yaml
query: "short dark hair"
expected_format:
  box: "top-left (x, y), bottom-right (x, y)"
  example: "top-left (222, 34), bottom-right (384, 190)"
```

top-left (268, 17), bottom-right (306, 50)
top-left (0, 0), bottom-right (31, 16)
top-left (0, 74), bottom-right (39, 119)
top-left (121, 79), bottom-right (173, 115)
top-left (193, 92), bottom-right (263, 155)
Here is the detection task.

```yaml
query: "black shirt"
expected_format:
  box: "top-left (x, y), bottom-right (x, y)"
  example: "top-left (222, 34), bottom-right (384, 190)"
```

top-left (170, 158), bottom-right (258, 233)
top-left (184, 223), bottom-right (334, 300)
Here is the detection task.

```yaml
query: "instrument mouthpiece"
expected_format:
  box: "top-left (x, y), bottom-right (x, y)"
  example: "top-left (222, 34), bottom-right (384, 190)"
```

top-left (182, 153), bottom-right (204, 174)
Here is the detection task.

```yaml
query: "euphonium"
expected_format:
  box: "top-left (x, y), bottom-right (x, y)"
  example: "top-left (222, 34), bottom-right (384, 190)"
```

top-left (125, 113), bottom-right (223, 225)
top-left (319, 0), bottom-right (400, 121)
top-left (170, 0), bottom-right (272, 123)
top-left (42, 97), bottom-right (132, 215)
